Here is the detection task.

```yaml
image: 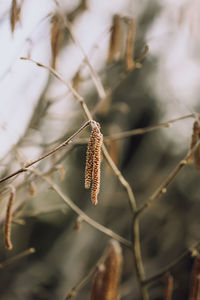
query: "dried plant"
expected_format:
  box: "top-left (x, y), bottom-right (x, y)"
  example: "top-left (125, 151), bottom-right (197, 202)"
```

top-left (125, 18), bottom-right (135, 71)
top-left (188, 119), bottom-right (200, 169)
top-left (164, 274), bottom-right (174, 300)
top-left (107, 15), bottom-right (123, 64)
top-left (90, 240), bottom-right (122, 300)
top-left (10, 0), bottom-right (21, 33)
top-left (51, 13), bottom-right (64, 69)
top-left (28, 181), bottom-right (36, 196)
top-left (189, 255), bottom-right (200, 300)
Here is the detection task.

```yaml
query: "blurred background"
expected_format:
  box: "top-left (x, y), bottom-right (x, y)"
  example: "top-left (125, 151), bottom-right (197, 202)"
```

top-left (0, 0), bottom-right (200, 299)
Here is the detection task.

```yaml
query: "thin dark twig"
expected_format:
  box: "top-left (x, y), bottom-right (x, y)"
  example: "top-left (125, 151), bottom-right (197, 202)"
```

top-left (0, 120), bottom-right (91, 184)
top-left (104, 114), bottom-right (195, 141)
top-left (43, 114), bottom-right (195, 148)
top-left (143, 240), bottom-right (200, 285)
top-left (65, 247), bottom-right (110, 300)
top-left (136, 140), bottom-right (200, 218)
top-left (28, 168), bottom-right (131, 248)
top-left (0, 248), bottom-right (35, 269)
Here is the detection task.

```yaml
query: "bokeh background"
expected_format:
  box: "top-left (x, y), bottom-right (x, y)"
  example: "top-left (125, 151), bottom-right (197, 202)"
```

top-left (0, 0), bottom-right (200, 299)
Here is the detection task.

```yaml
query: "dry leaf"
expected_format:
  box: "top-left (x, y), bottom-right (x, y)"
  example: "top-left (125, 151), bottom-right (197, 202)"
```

top-left (189, 255), bottom-right (200, 300)
top-left (51, 14), bottom-right (64, 69)
top-left (107, 15), bottom-right (123, 64)
top-left (164, 274), bottom-right (174, 300)
top-left (91, 240), bottom-right (122, 300)
top-left (10, 0), bottom-right (21, 33)
top-left (125, 18), bottom-right (135, 71)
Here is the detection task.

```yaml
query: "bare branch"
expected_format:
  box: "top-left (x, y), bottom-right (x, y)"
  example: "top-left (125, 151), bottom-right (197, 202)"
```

top-left (28, 168), bottom-right (132, 248)
top-left (0, 120), bottom-right (91, 184)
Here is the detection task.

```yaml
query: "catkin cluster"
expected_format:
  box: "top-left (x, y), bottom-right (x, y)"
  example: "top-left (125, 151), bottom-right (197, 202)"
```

top-left (85, 123), bottom-right (103, 205)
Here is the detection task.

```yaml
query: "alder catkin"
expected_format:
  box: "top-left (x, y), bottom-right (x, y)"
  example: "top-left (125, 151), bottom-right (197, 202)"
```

top-left (85, 127), bottom-right (97, 189)
top-left (91, 131), bottom-right (103, 205)
top-left (85, 123), bottom-right (103, 205)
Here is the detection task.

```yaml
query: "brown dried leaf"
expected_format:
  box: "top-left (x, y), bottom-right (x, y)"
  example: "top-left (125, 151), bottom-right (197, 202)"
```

top-left (28, 181), bottom-right (36, 196)
top-left (189, 255), bottom-right (200, 300)
top-left (164, 274), bottom-right (174, 300)
top-left (51, 14), bottom-right (64, 69)
top-left (91, 240), bottom-right (122, 300)
top-left (107, 15), bottom-right (123, 64)
top-left (125, 18), bottom-right (135, 72)
top-left (72, 70), bottom-right (81, 91)
top-left (10, 0), bottom-right (21, 33)
top-left (55, 164), bottom-right (66, 181)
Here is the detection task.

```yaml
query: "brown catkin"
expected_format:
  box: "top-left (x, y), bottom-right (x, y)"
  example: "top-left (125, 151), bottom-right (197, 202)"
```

top-left (85, 127), bottom-right (97, 189)
top-left (91, 131), bottom-right (103, 205)
top-left (4, 189), bottom-right (15, 250)
top-left (85, 123), bottom-right (103, 204)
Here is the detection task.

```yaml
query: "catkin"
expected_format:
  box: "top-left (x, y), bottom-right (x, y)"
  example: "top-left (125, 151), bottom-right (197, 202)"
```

top-left (85, 123), bottom-right (103, 205)
top-left (91, 132), bottom-right (103, 205)
top-left (85, 127), bottom-right (97, 189)
top-left (4, 188), bottom-right (15, 250)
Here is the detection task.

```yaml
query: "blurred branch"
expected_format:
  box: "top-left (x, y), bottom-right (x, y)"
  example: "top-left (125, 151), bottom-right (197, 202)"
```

top-left (28, 168), bottom-right (132, 248)
top-left (0, 120), bottom-right (91, 184)
top-left (104, 114), bottom-right (195, 141)
top-left (136, 139), bottom-right (200, 218)
top-left (143, 240), bottom-right (200, 285)
top-left (0, 247), bottom-right (35, 269)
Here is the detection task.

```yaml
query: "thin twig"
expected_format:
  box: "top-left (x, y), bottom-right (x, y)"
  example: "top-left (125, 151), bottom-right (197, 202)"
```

top-left (0, 120), bottom-right (91, 184)
top-left (136, 140), bottom-right (200, 218)
top-left (0, 247), bottom-right (35, 269)
top-left (62, 16), bottom-right (106, 100)
top-left (104, 114), bottom-right (195, 141)
top-left (143, 240), bottom-right (200, 285)
top-left (28, 168), bottom-right (131, 248)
